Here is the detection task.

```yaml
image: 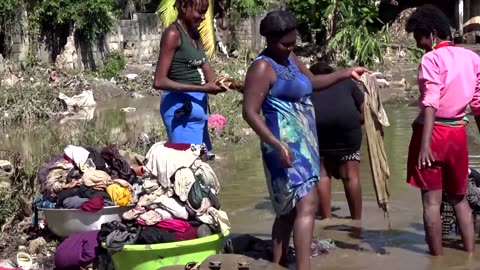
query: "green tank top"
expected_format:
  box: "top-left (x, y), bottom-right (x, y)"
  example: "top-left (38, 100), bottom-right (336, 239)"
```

top-left (168, 22), bottom-right (207, 85)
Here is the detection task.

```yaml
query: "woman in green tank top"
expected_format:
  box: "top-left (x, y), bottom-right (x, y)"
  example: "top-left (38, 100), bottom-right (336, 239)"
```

top-left (153, 0), bottom-right (225, 151)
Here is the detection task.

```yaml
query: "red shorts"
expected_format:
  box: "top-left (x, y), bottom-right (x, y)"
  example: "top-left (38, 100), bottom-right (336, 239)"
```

top-left (406, 123), bottom-right (468, 195)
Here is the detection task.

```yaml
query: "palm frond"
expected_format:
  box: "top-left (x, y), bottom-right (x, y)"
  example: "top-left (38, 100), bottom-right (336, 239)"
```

top-left (157, 0), bottom-right (177, 28)
top-left (198, 0), bottom-right (216, 59)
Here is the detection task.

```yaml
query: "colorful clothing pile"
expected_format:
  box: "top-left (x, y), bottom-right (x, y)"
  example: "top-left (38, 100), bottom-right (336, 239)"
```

top-left (35, 144), bottom-right (143, 211)
top-left (121, 142), bottom-right (230, 234)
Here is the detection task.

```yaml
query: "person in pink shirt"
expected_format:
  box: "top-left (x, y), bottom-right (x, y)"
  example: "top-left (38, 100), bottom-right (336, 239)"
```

top-left (405, 4), bottom-right (480, 256)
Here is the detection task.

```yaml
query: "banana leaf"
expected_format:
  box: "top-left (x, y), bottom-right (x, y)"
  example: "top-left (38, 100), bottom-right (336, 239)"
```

top-left (157, 0), bottom-right (216, 59)
top-left (198, 0), bottom-right (216, 59)
top-left (157, 0), bottom-right (177, 28)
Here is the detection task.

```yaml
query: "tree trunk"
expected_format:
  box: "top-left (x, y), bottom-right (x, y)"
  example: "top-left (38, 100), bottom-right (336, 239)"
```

top-left (317, 0), bottom-right (339, 63)
top-left (123, 0), bottom-right (136, 19)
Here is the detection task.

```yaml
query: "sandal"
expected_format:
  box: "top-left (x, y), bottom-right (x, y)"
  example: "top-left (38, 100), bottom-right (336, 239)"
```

top-left (185, 261), bottom-right (200, 270)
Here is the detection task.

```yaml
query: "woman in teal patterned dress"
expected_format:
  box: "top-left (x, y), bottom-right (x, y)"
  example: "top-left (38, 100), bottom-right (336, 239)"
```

top-left (242, 10), bottom-right (368, 270)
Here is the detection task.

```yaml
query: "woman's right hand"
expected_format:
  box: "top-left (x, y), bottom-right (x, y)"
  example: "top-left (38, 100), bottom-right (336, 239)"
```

top-left (275, 142), bottom-right (294, 168)
top-left (346, 67), bottom-right (370, 81)
top-left (202, 82), bottom-right (226, 95)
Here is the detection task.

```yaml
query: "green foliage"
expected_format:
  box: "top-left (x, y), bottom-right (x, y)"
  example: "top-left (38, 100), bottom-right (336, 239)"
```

top-left (407, 46), bottom-right (424, 64)
top-left (99, 52), bottom-right (126, 79)
top-left (0, 0), bottom-right (18, 54)
top-left (0, 83), bottom-right (61, 125)
top-left (0, 188), bottom-right (19, 225)
top-left (286, 0), bottom-right (324, 31)
top-left (33, 0), bottom-right (116, 40)
top-left (0, 0), bottom-right (16, 22)
top-left (288, 0), bottom-right (391, 67)
top-left (231, 0), bottom-right (270, 18)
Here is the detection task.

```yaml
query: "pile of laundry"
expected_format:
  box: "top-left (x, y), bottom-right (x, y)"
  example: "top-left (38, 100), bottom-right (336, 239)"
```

top-left (101, 142), bottom-right (230, 248)
top-left (52, 142), bottom-right (231, 270)
top-left (35, 144), bottom-right (144, 211)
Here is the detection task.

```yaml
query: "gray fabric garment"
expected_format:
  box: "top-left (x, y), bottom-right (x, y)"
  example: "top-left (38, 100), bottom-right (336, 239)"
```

top-left (63, 196), bottom-right (90, 209)
top-left (105, 230), bottom-right (137, 253)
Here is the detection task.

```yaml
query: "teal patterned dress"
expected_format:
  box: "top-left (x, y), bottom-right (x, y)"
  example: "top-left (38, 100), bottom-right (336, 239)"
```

top-left (257, 55), bottom-right (320, 216)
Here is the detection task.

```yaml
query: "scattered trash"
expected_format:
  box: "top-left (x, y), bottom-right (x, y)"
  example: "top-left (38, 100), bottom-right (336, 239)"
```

top-left (16, 252), bottom-right (33, 269)
top-left (59, 107), bottom-right (95, 124)
top-left (28, 237), bottom-right (47, 255)
top-left (0, 160), bottom-right (13, 176)
top-left (137, 133), bottom-right (149, 144)
top-left (125, 74), bottom-right (139, 81)
top-left (0, 160), bottom-right (13, 188)
top-left (58, 90), bottom-right (96, 110)
top-left (120, 107), bottom-right (136, 113)
top-left (130, 92), bottom-right (144, 99)
top-left (241, 128), bottom-right (254, 136)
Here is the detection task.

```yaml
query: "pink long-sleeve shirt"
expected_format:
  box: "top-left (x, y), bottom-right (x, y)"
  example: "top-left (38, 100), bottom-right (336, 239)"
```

top-left (418, 45), bottom-right (480, 119)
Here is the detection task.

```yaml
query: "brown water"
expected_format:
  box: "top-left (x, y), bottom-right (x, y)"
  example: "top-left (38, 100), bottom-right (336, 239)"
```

top-left (2, 98), bottom-right (480, 269)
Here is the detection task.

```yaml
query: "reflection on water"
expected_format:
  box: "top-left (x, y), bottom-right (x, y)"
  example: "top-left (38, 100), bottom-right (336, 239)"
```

top-left (1, 98), bottom-right (480, 269)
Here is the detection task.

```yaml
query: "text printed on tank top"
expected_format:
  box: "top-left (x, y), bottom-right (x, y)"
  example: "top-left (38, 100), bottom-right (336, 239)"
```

top-left (188, 58), bottom-right (206, 68)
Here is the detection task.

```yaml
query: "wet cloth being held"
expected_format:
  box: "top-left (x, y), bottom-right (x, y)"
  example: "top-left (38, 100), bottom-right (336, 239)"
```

top-left (54, 230), bottom-right (100, 270)
top-left (143, 142), bottom-right (202, 190)
top-left (101, 144), bottom-right (136, 182)
top-left (106, 183), bottom-right (132, 206)
top-left (82, 170), bottom-right (112, 190)
top-left (360, 73), bottom-right (390, 213)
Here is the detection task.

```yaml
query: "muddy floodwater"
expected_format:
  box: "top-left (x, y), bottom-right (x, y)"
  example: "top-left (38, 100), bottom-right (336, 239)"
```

top-left (2, 97), bottom-right (480, 270)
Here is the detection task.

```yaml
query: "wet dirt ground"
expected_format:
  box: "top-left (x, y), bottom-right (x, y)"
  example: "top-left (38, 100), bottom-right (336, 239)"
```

top-left (3, 97), bottom-right (480, 269)
top-left (215, 106), bottom-right (480, 270)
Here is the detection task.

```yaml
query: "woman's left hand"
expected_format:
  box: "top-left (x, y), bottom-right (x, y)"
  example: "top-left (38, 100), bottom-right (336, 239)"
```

top-left (349, 67), bottom-right (370, 80)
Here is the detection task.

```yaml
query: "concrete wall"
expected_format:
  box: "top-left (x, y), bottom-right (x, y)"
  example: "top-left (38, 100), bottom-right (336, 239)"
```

top-left (9, 5), bottom-right (30, 70)
top-left (8, 11), bottom-right (161, 70)
top-left (73, 13), bottom-right (161, 69)
top-left (228, 14), bottom-right (265, 53)
top-left (6, 7), bottom-right (265, 70)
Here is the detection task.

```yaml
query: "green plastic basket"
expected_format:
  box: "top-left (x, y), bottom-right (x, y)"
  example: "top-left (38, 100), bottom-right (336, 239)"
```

top-left (108, 230), bottom-right (230, 270)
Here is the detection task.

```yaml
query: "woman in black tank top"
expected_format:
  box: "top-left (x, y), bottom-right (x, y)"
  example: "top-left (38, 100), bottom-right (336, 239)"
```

top-left (310, 62), bottom-right (364, 221)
